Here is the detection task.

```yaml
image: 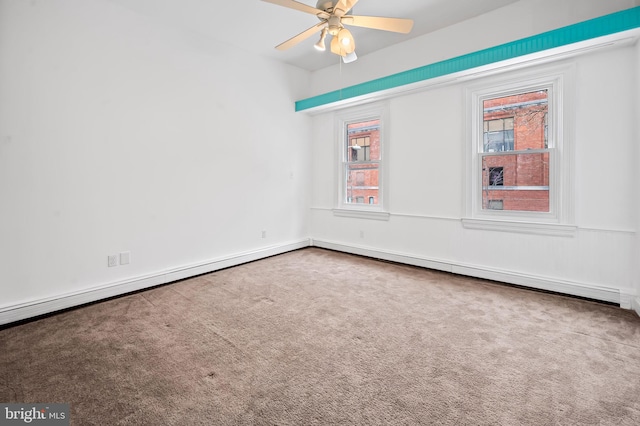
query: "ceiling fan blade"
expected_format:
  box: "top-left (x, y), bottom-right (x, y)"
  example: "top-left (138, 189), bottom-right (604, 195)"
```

top-left (276, 22), bottom-right (326, 51)
top-left (339, 0), bottom-right (359, 11)
top-left (262, 0), bottom-right (329, 19)
top-left (342, 15), bottom-right (414, 34)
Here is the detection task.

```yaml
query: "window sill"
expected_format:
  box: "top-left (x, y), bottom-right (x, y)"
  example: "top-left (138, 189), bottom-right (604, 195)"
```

top-left (462, 218), bottom-right (576, 237)
top-left (333, 208), bottom-right (390, 221)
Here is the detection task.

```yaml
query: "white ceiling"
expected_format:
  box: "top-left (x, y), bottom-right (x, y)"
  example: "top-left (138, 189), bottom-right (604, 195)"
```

top-left (106, 0), bottom-right (520, 72)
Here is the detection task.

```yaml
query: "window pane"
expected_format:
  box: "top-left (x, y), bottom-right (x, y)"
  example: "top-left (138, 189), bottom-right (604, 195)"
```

top-left (488, 200), bottom-right (504, 210)
top-left (504, 117), bottom-right (514, 130)
top-left (482, 153), bottom-right (549, 212)
top-left (483, 90), bottom-right (548, 153)
top-left (489, 167), bottom-right (504, 186)
top-left (484, 129), bottom-right (514, 152)
top-left (347, 119), bottom-right (380, 161)
top-left (346, 163), bottom-right (379, 206)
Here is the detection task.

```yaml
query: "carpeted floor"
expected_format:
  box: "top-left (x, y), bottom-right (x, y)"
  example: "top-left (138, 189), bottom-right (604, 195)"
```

top-left (1, 248), bottom-right (639, 425)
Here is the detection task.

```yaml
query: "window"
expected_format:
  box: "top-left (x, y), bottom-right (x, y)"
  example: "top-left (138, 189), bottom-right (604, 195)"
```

top-left (346, 121), bottom-right (379, 206)
top-left (488, 167), bottom-right (504, 186)
top-left (481, 89), bottom-right (550, 213)
top-left (334, 103), bottom-right (389, 220)
top-left (488, 200), bottom-right (504, 210)
top-left (484, 118), bottom-right (514, 152)
top-left (351, 136), bottom-right (370, 161)
top-left (464, 65), bottom-right (575, 234)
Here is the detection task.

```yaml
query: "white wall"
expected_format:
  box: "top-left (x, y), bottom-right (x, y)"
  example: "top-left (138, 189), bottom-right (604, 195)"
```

top-left (308, 0), bottom-right (640, 97)
top-left (308, 4), bottom-right (639, 305)
top-left (0, 0), bottom-right (311, 320)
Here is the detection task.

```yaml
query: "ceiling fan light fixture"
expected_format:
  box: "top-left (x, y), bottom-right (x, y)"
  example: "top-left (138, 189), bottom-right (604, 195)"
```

top-left (337, 28), bottom-right (355, 53)
top-left (314, 27), bottom-right (328, 51)
top-left (330, 36), bottom-right (345, 56)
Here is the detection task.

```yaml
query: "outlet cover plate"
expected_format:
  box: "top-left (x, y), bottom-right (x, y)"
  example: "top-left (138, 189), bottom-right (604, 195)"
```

top-left (119, 251), bottom-right (130, 265)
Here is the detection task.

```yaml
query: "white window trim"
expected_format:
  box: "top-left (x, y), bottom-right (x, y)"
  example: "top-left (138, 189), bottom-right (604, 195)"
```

top-left (333, 102), bottom-right (390, 221)
top-left (463, 63), bottom-right (576, 236)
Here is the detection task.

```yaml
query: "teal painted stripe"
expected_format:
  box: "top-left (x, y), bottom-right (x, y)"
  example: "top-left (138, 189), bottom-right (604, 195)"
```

top-left (296, 6), bottom-right (640, 112)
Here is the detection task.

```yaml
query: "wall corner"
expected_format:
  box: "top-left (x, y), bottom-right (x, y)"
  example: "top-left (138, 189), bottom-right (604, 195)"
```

top-left (633, 297), bottom-right (640, 317)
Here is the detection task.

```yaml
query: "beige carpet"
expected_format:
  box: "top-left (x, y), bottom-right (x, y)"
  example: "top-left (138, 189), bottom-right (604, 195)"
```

top-left (1, 248), bottom-right (639, 425)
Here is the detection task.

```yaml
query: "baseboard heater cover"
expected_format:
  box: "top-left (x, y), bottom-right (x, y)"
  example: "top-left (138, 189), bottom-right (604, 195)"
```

top-left (310, 239), bottom-right (625, 308)
top-left (0, 239), bottom-right (310, 327)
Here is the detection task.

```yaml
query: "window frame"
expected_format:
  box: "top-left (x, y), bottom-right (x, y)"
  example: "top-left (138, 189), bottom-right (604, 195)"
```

top-left (463, 65), bottom-right (575, 235)
top-left (334, 102), bottom-right (390, 221)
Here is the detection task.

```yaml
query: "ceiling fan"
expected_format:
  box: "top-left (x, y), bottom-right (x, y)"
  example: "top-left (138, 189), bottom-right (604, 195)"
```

top-left (262, 0), bottom-right (414, 63)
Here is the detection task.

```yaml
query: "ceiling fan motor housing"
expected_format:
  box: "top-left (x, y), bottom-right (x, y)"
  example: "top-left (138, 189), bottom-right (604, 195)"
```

top-left (315, 0), bottom-right (351, 17)
top-left (327, 16), bottom-right (342, 35)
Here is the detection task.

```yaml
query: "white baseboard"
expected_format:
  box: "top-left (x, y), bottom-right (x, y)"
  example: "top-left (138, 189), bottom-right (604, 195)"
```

top-left (3, 238), bottom-right (634, 326)
top-left (0, 239), bottom-right (310, 326)
top-left (619, 292), bottom-right (634, 310)
top-left (312, 239), bottom-right (623, 306)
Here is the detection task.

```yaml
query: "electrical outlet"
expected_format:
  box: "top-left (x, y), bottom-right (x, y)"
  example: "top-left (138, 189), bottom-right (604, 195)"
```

top-left (107, 255), bottom-right (118, 267)
top-left (360, 230), bottom-right (364, 238)
top-left (262, 230), bottom-right (267, 239)
top-left (119, 251), bottom-right (130, 265)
